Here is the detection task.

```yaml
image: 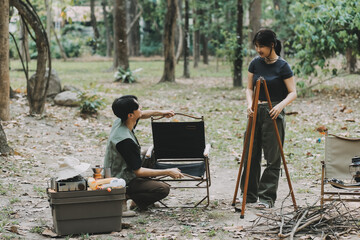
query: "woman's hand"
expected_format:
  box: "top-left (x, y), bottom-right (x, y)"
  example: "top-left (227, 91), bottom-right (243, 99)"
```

top-left (269, 103), bottom-right (285, 119)
top-left (247, 104), bottom-right (254, 118)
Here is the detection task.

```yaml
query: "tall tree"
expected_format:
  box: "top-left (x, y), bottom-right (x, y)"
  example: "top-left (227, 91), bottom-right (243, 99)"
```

top-left (233, 0), bottom-right (244, 87)
top-left (248, 0), bottom-right (261, 45)
top-left (20, 18), bottom-right (30, 62)
top-left (45, 0), bottom-right (51, 51)
top-left (0, 123), bottom-right (13, 155)
top-left (90, 0), bottom-right (100, 40)
top-left (10, 0), bottom-right (50, 115)
top-left (183, 0), bottom-right (190, 78)
top-left (113, 0), bottom-right (129, 70)
top-left (0, 0), bottom-right (10, 121)
top-left (127, 0), bottom-right (140, 56)
top-left (192, 5), bottom-right (200, 68)
top-left (101, 0), bottom-right (112, 57)
top-left (175, 0), bottom-right (183, 63)
top-left (160, 0), bottom-right (178, 82)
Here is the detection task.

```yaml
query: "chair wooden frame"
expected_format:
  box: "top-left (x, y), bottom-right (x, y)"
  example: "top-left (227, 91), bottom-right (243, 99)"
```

top-left (320, 133), bottom-right (360, 207)
top-left (147, 113), bottom-right (211, 208)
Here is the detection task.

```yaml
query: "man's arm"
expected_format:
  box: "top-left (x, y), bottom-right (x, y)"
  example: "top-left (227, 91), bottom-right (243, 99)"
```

top-left (134, 167), bottom-right (184, 179)
top-left (141, 110), bottom-right (175, 119)
top-left (117, 139), bottom-right (183, 179)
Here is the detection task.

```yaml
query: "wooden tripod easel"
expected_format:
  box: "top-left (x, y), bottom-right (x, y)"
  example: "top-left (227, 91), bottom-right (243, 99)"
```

top-left (232, 77), bottom-right (297, 219)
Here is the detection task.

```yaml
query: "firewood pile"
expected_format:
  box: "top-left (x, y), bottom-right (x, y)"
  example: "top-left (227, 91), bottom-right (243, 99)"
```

top-left (246, 200), bottom-right (360, 239)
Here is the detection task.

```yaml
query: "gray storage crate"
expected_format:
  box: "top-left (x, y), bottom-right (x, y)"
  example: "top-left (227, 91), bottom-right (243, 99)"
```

top-left (48, 188), bottom-right (126, 236)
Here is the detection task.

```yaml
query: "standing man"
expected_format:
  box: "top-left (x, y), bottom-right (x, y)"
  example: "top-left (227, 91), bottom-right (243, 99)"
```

top-left (104, 95), bottom-right (183, 212)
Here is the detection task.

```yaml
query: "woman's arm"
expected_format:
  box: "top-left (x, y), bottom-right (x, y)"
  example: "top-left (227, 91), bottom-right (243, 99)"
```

top-left (246, 72), bottom-right (255, 117)
top-left (269, 76), bottom-right (297, 119)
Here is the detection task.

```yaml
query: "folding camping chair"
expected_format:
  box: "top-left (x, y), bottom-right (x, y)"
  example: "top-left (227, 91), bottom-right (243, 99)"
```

top-left (146, 113), bottom-right (211, 208)
top-left (320, 133), bottom-right (360, 207)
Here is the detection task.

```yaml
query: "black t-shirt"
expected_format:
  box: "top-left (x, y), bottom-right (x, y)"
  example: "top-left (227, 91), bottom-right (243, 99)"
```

top-left (116, 139), bottom-right (142, 170)
top-left (248, 56), bottom-right (294, 102)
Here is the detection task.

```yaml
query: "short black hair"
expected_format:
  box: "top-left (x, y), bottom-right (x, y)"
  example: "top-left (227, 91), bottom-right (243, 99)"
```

top-left (112, 95), bottom-right (139, 122)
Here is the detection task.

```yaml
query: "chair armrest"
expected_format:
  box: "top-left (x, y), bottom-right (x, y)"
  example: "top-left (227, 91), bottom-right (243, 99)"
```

top-left (203, 144), bottom-right (211, 157)
top-left (145, 145), bottom-right (154, 158)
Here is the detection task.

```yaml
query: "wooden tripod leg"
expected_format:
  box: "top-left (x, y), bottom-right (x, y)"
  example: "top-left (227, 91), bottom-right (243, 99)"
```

top-left (261, 79), bottom-right (297, 210)
top-left (231, 113), bottom-right (252, 206)
top-left (240, 80), bottom-right (261, 218)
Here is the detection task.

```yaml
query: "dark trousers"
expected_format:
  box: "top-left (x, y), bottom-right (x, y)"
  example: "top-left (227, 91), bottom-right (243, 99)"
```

top-left (240, 103), bottom-right (285, 207)
top-left (126, 178), bottom-right (170, 210)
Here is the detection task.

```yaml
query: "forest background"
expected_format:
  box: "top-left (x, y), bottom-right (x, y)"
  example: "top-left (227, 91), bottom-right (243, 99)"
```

top-left (0, 0), bottom-right (359, 239)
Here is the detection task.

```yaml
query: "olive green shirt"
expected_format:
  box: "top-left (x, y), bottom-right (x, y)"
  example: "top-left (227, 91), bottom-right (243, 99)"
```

top-left (103, 118), bottom-right (139, 184)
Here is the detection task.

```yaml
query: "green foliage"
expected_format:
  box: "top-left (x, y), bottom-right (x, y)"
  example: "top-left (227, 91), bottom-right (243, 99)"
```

top-left (114, 67), bottom-right (137, 83)
top-left (78, 92), bottom-right (106, 115)
top-left (290, 0), bottom-right (360, 76)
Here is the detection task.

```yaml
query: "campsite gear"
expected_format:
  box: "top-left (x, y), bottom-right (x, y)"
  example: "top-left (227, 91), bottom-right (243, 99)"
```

top-left (321, 134), bottom-right (360, 207)
top-left (102, 178), bottom-right (126, 189)
top-left (92, 165), bottom-right (103, 179)
top-left (87, 177), bottom-right (123, 190)
top-left (47, 187), bottom-right (125, 236)
top-left (53, 175), bottom-right (87, 192)
top-left (349, 156), bottom-right (360, 183)
top-left (148, 112), bottom-right (211, 208)
top-left (56, 157), bottom-right (90, 181)
top-left (232, 77), bottom-right (297, 218)
top-left (104, 167), bottom-right (112, 178)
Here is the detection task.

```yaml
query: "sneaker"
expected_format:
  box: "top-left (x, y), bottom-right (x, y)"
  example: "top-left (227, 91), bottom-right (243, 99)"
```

top-left (255, 201), bottom-right (270, 209)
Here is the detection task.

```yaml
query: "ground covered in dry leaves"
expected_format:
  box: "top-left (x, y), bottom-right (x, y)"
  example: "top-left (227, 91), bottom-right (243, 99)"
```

top-left (0, 70), bottom-right (359, 240)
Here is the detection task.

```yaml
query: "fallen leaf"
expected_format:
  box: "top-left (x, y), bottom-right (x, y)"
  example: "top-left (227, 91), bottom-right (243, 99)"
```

top-left (316, 125), bottom-right (328, 133)
top-left (42, 228), bottom-right (58, 237)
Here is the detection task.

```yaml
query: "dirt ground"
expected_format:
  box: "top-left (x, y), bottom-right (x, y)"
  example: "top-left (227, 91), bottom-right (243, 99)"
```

top-left (1, 76), bottom-right (360, 240)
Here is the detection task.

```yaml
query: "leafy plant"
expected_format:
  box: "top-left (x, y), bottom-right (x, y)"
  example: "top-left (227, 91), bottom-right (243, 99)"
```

top-left (114, 67), bottom-right (139, 83)
top-left (78, 92), bottom-right (106, 115)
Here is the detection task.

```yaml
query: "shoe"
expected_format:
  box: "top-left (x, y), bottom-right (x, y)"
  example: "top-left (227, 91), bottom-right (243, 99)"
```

top-left (122, 210), bottom-right (137, 217)
top-left (235, 197), bottom-right (257, 204)
top-left (255, 201), bottom-right (270, 209)
top-left (122, 200), bottom-right (136, 217)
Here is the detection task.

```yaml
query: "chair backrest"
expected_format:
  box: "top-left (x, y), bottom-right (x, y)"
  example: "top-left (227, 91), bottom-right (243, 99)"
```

top-left (151, 121), bottom-right (205, 159)
top-left (325, 134), bottom-right (360, 180)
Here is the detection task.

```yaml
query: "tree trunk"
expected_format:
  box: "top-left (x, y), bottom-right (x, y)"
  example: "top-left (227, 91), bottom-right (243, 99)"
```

top-left (198, 7), bottom-right (208, 65)
top-left (113, 0), bottom-right (129, 70)
top-left (183, 0), bottom-right (190, 78)
top-left (20, 18), bottom-right (30, 62)
top-left (248, 0), bottom-right (261, 45)
top-left (0, 0), bottom-right (10, 121)
top-left (11, 0), bottom-right (50, 115)
top-left (90, 0), bottom-right (100, 40)
top-left (101, 0), bottom-right (112, 57)
top-left (233, 0), bottom-right (243, 87)
top-left (201, 33), bottom-right (208, 64)
top-left (45, 0), bottom-right (51, 51)
top-left (193, 5), bottom-right (200, 68)
top-left (127, 0), bottom-right (140, 56)
top-left (51, 24), bottom-right (67, 61)
top-left (346, 48), bottom-right (357, 74)
top-left (175, 0), bottom-right (183, 63)
top-left (160, 0), bottom-right (178, 83)
top-left (0, 123), bottom-right (13, 155)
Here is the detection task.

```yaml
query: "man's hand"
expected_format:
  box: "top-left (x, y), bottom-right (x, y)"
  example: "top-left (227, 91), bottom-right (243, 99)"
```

top-left (166, 168), bottom-right (184, 179)
top-left (160, 110), bottom-right (175, 118)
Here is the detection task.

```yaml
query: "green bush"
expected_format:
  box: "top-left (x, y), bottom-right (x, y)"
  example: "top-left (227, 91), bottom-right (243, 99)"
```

top-left (114, 67), bottom-right (138, 83)
top-left (78, 92), bottom-right (106, 115)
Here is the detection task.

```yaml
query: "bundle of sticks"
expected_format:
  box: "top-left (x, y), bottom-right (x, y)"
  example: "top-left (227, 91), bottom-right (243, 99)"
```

top-left (246, 199), bottom-right (360, 239)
